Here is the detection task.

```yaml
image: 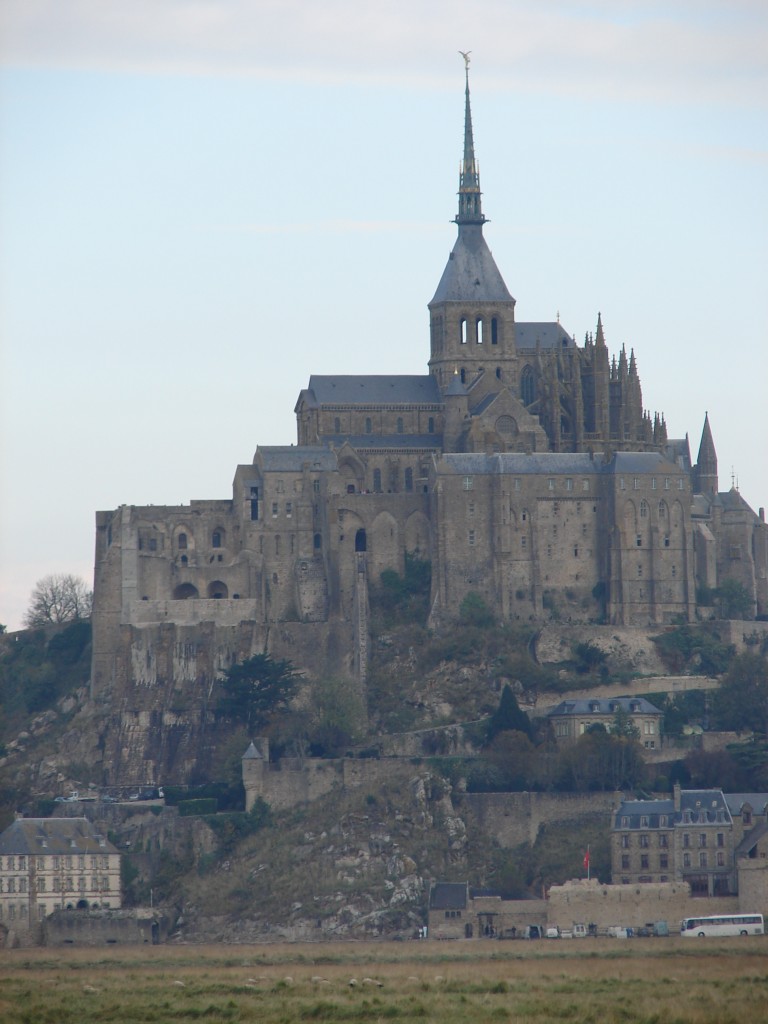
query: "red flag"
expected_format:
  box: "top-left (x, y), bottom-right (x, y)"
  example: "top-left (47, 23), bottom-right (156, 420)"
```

top-left (583, 848), bottom-right (590, 871)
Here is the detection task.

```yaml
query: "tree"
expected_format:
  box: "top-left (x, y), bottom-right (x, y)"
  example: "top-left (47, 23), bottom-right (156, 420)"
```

top-left (217, 653), bottom-right (299, 732)
top-left (24, 574), bottom-right (92, 627)
top-left (712, 652), bottom-right (768, 736)
top-left (486, 684), bottom-right (532, 742)
top-left (714, 578), bottom-right (754, 620)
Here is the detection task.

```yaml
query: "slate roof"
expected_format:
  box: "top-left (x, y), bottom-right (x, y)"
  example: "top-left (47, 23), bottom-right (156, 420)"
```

top-left (614, 790), bottom-right (732, 830)
top-left (609, 451), bottom-right (679, 474)
top-left (429, 882), bottom-right (468, 910)
top-left (322, 434), bottom-right (442, 451)
top-left (548, 697), bottom-right (662, 717)
top-left (435, 452), bottom-right (604, 476)
top-left (0, 818), bottom-right (118, 856)
top-left (516, 322), bottom-right (576, 350)
top-left (613, 799), bottom-right (675, 830)
top-left (242, 742), bottom-right (264, 760)
top-left (430, 225), bottom-right (514, 305)
top-left (303, 375), bottom-right (442, 406)
top-left (735, 821), bottom-right (768, 857)
top-left (254, 447), bottom-right (338, 472)
top-left (724, 793), bottom-right (768, 817)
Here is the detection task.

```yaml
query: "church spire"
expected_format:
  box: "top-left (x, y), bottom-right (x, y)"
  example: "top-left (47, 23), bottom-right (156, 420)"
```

top-left (455, 53), bottom-right (486, 226)
top-left (694, 411), bottom-right (718, 497)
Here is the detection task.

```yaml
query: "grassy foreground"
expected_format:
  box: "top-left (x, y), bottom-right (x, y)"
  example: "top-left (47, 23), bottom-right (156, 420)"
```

top-left (1, 938), bottom-right (767, 1023)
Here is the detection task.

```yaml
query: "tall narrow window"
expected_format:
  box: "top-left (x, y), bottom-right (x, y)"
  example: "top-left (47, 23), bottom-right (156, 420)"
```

top-left (476, 317), bottom-right (483, 344)
top-left (396, 417), bottom-right (404, 433)
top-left (365, 417), bottom-right (372, 433)
top-left (460, 318), bottom-right (468, 344)
top-left (428, 417), bottom-right (434, 433)
top-left (404, 467), bottom-right (413, 492)
top-left (521, 365), bottom-right (535, 406)
top-left (177, 533), bottom-right (187, 550)
top-left (212, 531), bottom-right (222, 548)
top-left (491, 318), bottom-right (498, 345)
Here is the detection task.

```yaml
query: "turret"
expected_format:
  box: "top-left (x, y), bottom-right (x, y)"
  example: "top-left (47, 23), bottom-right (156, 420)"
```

top-left (694, 412), bottom-right (718, 497)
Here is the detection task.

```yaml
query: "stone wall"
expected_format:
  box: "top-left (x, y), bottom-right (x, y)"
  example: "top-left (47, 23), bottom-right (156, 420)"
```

top-left (43, 908), bottom-right (170, 946)
top-left (458, 791), bottom-right (619, 848)
top-left (547, 877), bottom-right (739, 932)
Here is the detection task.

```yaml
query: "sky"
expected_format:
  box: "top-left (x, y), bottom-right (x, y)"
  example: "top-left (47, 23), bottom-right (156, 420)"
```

top-left (1, 1), bottom-right (766, 631)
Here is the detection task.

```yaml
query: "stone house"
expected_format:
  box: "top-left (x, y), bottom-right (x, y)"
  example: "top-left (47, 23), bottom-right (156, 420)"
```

top-left (547, 696), bottom-right (663, 748)
top-left (611, 786), bottom-right (751, 896)
top-left (0, 817), bottom-right (121, 935)
top-left (427, 882), bottom-right (546, 940)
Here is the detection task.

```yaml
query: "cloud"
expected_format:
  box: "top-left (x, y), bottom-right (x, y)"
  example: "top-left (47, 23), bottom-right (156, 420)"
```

top-left (2, 1), bottom-right (766, 106)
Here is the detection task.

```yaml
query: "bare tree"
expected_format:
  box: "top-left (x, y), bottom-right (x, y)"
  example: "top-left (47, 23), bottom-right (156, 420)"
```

top-left (24, 574), bottom-right (93, 627)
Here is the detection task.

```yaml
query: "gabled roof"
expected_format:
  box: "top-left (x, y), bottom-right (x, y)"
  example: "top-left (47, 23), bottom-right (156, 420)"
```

top-left (516, 322), bottom-right (575, 350)
top-left (429, 881), bottom-right (468, 910)
top-left (321, 434), bottom-right (442, 451)
top-left (735, 821), bottom-right (768, 857)
top-left (302, 375), bottom-right (441, 407)
top-left (724, 793), bottom-right (768, 817)
top-left (549, 696), bottom-right (662, 718)
top-left (254, 446), bottom-right (338, 472)
top-left (0, 818), bottom-right (118, 857)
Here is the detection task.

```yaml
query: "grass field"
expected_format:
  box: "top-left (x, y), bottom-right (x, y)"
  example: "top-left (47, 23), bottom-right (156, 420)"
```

top-left (1, 937), bottom-right (767, 1023)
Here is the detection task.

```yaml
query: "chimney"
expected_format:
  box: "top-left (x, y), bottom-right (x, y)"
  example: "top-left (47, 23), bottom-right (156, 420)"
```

top-left (673, 783), bottom-right (681, 812)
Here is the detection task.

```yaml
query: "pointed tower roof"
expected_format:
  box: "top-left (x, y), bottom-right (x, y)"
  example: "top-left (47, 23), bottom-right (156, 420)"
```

top-left (430, 57), bottom-right (513, 306)
top-left (696, 412), bottom-right (717, 469)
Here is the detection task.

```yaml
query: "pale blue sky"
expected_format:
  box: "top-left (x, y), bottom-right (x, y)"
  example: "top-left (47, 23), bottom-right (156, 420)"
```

top-left (1, 1), bottom-right (766, 629)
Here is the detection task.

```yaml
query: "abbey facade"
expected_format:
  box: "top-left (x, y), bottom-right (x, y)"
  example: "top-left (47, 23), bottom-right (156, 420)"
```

top-left (92, 71), bottom-right (767, 699)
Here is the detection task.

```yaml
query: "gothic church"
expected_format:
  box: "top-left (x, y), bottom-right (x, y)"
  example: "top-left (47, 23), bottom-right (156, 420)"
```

top-left (92, 70), bottom-right (767, 694)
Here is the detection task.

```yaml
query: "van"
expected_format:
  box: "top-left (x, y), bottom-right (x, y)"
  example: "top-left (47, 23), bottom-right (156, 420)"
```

top-left (572, 923), bottom-right (588, 938)
top-left (545, 927), bottom-right (560, 939)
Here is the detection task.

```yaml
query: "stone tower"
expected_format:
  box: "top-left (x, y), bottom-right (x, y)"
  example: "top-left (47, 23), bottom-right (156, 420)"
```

top-left (427, 63), bottom-right (518, 395)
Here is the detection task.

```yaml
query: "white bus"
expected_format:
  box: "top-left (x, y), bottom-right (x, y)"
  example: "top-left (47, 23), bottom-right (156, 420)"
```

top-left (681, 914), bottom-right (764, 938)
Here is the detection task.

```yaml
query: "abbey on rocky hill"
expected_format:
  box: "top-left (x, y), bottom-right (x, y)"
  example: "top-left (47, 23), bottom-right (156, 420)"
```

top-left (92, 68), bottom-right (767, 696)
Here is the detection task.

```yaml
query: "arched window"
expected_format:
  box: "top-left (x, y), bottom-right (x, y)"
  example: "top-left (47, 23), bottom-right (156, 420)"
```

top-left (640, 499), bottom-right (649, 519)
top-left (476, 317), bottom-right (484, 344)
top-left (180, 554), bottom-right (188, 566)
top-left (173, 583), bottom-right (198, 600)
top-left (212, 530), bottom-right (222, 548)
top-left (495, 367), bottom-right (502, 380)
top-left (365, 417), bottom-right (372, 433)
top-left (521, 366), bottom-right (535, 406)
top-left (207, 581), bottom-right (228, 599)
top-left (313, 533), bottom-right (322, 550)
top-left (404, 467), bottom-right (414, 492)
top-left (355, 529), bottom-right (367, 552)
top-left (373, 468), bottom-right (382, 493)
top-left (460, 368), bottom-right (466, 384)
top-left (177, 533), bottom-right (187, 550)
top-left (659, 500), bottom-right (667, 519)
top-left (460, 318), bottom-right (468, 344)
top-left (396, 417), bottom-right (404, 433)
top-left (491, 318), bottom-right (499, 345)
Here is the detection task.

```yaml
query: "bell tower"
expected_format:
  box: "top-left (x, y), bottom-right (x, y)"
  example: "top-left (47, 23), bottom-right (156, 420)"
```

top-left (428, 55), bottom-right (518, 394)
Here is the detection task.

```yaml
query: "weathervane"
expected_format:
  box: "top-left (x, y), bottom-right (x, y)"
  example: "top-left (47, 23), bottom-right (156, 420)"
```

top-left (459, 50), bottom-right (472, 70)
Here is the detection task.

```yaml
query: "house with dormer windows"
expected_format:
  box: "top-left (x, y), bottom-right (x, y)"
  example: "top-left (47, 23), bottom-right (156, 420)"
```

top-left (0, 817), bottom-right (121, 934)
